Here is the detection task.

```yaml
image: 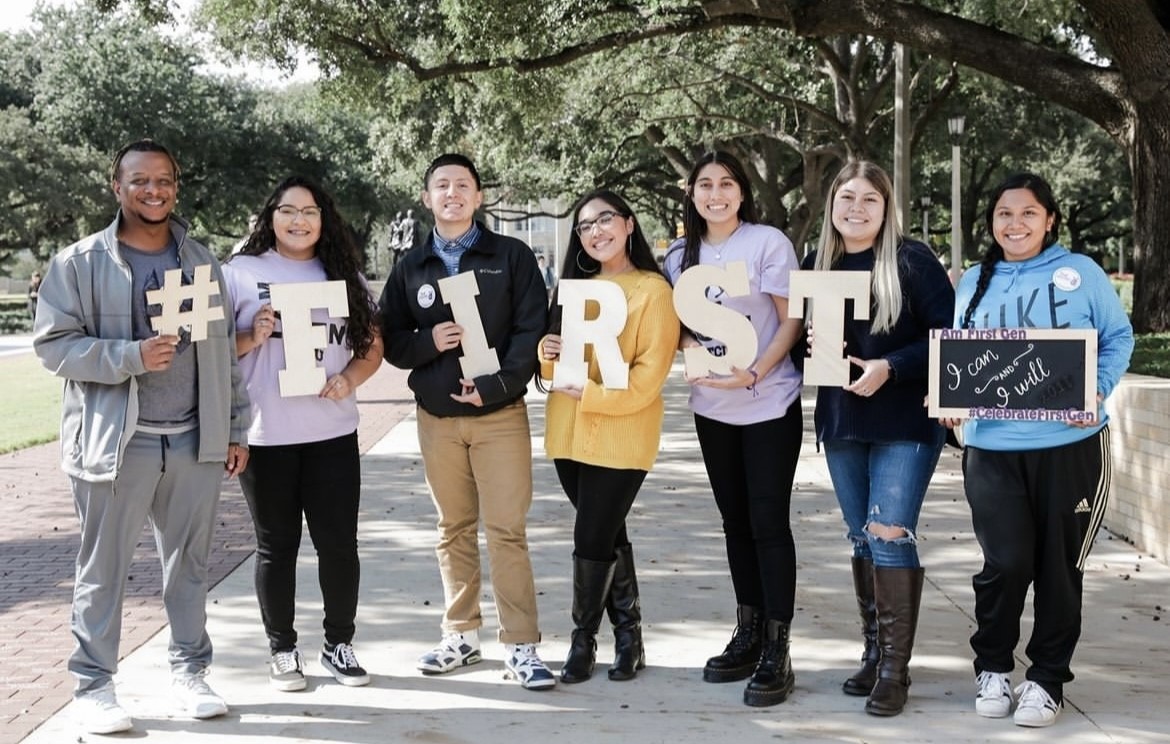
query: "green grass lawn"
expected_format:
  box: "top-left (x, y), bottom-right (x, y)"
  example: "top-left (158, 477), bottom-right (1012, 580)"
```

top-left (0, 353), bottom-right (60, 454)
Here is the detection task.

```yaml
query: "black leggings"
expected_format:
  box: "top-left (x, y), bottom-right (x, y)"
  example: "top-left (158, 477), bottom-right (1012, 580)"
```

top-left (554, 459), bottom-right (647, 562)
top-left (694, 399), bottom-right (803, 622)
top-left (240, 431), bottom-right (361, 652)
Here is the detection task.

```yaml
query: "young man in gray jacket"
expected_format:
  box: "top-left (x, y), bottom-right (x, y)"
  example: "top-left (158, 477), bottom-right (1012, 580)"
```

top-left (33, 140), bottom-right (250, 735)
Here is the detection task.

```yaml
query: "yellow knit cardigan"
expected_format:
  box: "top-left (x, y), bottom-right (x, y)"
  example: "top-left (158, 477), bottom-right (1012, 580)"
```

top-left (540, 269), bottom-right (681, 471)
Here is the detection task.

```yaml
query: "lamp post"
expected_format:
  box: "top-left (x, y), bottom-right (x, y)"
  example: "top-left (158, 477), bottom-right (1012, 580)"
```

top-left (920, 194), bottom-right (932, 245)
top-left (947, 115), bottom-right (966, 285)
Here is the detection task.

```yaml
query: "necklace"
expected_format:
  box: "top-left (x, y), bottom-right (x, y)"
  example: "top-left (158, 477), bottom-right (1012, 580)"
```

top-left (703, 222), bottom-right (742, 260)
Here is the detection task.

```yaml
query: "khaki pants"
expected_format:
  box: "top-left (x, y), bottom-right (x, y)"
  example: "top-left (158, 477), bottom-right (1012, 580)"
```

top-left (416, 400), bottom-right (540, 644)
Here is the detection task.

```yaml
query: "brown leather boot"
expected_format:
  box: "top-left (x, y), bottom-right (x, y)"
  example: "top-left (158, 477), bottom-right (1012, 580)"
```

top-left (865, 566), bottom-right (925, 716)
top-left (843, 557), bottom-right (879, 696)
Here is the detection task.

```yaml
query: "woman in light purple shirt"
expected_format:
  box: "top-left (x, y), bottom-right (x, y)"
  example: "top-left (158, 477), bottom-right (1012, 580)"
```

top-left (663, 151), bottom-right (804, 708)
top-left (224, 176), bottom-right (383, 693)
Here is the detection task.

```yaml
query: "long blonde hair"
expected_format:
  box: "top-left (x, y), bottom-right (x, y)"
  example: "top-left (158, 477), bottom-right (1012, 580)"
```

top-left (813, 161), bottom-right (903, 334)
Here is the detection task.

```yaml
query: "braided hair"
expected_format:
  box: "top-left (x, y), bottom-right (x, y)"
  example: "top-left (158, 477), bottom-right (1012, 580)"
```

top-left (110, 139), bottom-right (180, 183)
top-left (959, 173), bottom-right (1063, 329)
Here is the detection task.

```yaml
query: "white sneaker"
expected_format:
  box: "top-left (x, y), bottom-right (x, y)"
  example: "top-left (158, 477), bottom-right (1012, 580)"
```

top-left (504, 643), bottom-right (556, 690)
top-left (417, 630), bottom-right (482, 674)
top-left (1013, 680), bottom-right (1062, 727)
top-left (75, 685), bottom-right (132, 734)
top-left (270, 648), bottom-right (307, 691)
top-left (172, 671), bottom-right (229, 719)
top-left (975, 671), bottom-right (1013, 718)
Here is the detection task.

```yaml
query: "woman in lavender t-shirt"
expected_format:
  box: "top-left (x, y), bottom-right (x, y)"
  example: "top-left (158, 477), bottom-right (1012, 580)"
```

top-left (223, 176), bottom-right (383, 692)
top-left (663, 151), bottom-right (804, 708)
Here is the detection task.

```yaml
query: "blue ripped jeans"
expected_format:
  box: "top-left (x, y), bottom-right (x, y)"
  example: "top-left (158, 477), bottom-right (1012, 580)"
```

top-left (823, 431), bottom-right (945, 569)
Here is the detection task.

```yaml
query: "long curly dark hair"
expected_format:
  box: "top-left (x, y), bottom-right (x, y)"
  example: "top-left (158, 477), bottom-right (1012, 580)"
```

top-left (667, 150), bottom-right (761, 272)
top-left (547, 189), bottom-right (665, 336)
top-left (960, 173), bottom-right (1063, 329)
top-left (231, 175), bottom-right (376, 357)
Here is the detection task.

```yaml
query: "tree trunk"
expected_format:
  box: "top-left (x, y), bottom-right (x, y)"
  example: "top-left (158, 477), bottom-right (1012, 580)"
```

top-left (1127, 104), bottom-right (1170, 333)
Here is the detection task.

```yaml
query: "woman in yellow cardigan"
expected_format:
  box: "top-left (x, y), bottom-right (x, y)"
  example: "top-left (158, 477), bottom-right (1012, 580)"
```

top-left (539, 189), bottom-right (680, 684)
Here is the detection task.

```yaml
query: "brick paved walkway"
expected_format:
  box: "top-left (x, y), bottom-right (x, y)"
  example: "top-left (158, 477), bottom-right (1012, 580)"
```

top-left (0, 363), bottom-right (413, 744)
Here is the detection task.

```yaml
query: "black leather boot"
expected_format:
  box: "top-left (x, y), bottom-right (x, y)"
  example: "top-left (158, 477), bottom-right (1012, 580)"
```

top-left (606, 544), bottom-right (646, 681)
top-left (843, 557), bottom-right (879, 696)
top-left (743, 618), bottom-right (795, 707)
top-left (865, 566), bottom-right (925, 716)
top-left (702, 605), bottom-right (762, 683)
top-left (561, 555), bottom-right (616, 684)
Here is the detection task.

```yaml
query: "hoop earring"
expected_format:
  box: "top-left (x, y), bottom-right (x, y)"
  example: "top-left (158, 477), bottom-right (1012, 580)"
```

top-left (576, 250), bottom-right (598, 274)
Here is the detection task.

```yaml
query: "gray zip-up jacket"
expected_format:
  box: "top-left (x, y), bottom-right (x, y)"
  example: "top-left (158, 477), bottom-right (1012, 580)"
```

top-left (33, 212), bottom-right (250, 483)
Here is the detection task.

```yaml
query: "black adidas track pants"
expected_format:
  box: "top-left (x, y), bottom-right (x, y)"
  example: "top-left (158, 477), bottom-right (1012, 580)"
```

top-left (962, 426), bottom-right (1110, 697)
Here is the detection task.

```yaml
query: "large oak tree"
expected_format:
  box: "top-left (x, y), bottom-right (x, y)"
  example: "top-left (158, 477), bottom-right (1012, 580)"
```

top-left (130, 0), bottom-right (1168, 330)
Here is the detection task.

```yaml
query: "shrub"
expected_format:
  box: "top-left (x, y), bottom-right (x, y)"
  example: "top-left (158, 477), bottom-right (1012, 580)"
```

top-left (0, 310), bottom-right (32, 334)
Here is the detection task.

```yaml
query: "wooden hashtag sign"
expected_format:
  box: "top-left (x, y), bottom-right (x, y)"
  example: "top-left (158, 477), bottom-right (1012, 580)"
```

top-left (145, 264), bottom-right (226, 342)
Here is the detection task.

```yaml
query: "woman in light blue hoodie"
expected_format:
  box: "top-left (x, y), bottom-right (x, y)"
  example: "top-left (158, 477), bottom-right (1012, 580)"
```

top-left (947, 173), bottom-right (1133, 729)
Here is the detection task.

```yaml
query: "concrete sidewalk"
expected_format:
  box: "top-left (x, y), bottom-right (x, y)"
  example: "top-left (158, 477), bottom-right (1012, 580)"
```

top-left (18, 367), bottom-right (1170, 743)
top-left (0, 334), bottom-right (34, 357)
top-left (0, 363), bottom-right (416, 744)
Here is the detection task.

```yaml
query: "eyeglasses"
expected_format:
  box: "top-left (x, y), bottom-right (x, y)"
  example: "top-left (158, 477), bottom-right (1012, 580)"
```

top-left (275, 204), bottom-right (323, 220)
top-left (575, 210), bottom-right (623, 236)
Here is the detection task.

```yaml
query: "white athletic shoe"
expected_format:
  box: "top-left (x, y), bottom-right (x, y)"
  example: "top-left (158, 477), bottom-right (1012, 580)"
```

top-left (74, 684), bottom-right (132, 734)
top-left (975, 671), bottom-right (1013, 718)
top-left (1013, 680), bottom-right (1062, 728)
top-left (172, 671), bottom-right (229, 719)
top-left (417, 630), bottom-right (482, 674)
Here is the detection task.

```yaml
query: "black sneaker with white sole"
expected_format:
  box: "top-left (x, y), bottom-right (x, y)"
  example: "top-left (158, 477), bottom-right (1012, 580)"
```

top-left (321, 642), bottom-right (371, 687)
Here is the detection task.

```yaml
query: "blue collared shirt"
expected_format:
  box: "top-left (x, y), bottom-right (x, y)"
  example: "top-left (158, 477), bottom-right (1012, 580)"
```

top-left (432, 223), bottom-right (481, 276)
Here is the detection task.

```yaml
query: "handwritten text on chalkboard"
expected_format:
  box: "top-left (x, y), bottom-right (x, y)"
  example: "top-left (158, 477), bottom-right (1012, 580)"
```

top-left (928, 328), bottom-right (1097, 421)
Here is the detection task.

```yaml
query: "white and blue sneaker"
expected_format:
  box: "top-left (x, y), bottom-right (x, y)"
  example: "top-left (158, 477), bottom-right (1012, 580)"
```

top-left (975, 671), bottom-right (1013, 718)
top-left (1013, 680), bottom-right (1062, 727)
top-left (504, 643), bottom-right (556, 690)
top-left (417, 630), bottom-right (482, 674)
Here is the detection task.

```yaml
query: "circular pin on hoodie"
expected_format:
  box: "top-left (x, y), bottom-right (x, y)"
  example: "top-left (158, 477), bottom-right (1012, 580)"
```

top-left (1052, 267), bottom-right (1082, 292)
top-left (417, 283), bottom-right (437, 308)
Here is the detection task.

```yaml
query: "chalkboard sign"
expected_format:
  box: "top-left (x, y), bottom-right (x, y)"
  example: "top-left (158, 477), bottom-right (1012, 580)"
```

top-left (928, 328), bottom-right (1097, 422)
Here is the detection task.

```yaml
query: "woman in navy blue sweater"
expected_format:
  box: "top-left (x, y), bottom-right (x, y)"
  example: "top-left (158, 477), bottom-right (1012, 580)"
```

top-left (797, 161), bottom-right (954, 716)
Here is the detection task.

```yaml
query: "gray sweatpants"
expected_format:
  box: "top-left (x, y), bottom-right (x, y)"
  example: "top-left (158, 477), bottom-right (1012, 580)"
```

top-left (68, 428), bottom-right (224, 695)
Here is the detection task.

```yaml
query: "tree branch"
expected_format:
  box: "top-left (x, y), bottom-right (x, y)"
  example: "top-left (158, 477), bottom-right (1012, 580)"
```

top-left (330, 13), bottom-right (775, 81)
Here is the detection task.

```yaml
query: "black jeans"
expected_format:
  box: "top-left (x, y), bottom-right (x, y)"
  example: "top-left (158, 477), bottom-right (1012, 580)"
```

top-left (694, 399), bottom-right (803, 622)
top-left (240, 431), bottom-right (361, 652)
top-left (554, 459), bottom-right (646, 562)
top-left (963, 427), bottom-right (1110, 697)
